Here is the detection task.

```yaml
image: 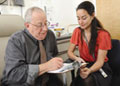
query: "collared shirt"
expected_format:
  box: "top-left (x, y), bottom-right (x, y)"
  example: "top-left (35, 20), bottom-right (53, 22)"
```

top-left (70, 27), bottom-right (111, 62)
top-left (1, 29), bottom-right (58, 86)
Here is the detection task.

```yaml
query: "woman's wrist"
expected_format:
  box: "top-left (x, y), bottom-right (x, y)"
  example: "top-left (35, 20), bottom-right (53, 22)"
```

top-left (89, 68), bottom-right (93, 73)
top-left (74, 56), bottom-right (79, 60)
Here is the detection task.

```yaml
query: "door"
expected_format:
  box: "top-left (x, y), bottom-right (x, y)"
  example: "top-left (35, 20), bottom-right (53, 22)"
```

top-left (96, 0), bottom-right (120, 39)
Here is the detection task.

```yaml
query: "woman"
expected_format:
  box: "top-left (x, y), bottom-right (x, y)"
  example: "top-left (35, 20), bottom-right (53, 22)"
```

top-left (68, 1), bottom-right (112, 86)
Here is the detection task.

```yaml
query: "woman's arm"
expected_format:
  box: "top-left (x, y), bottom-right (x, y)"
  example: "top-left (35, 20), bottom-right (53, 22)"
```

top-left (67, 43), bottom-right (85, 62)
top-left (67, 43), bottom-right (77, 60)
top-left (80, 49), bottom-right (108, 79)
top-left (89, 49), bottom-right (108, 72)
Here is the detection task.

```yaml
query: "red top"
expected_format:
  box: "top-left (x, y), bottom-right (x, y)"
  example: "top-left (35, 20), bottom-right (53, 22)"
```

top-left (70, 27), bottom-right (112, 62)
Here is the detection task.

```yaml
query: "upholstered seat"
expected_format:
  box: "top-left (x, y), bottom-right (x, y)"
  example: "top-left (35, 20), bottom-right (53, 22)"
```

top-left (107, 39), bottom-right (120, 86)
top-left (0, 15), bottom-right (24, 84)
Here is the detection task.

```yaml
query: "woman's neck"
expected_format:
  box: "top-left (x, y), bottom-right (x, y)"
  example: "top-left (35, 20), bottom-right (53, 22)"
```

top-left (84, 26), bottom-right (91, 34)
top-left (84, 27), bottom-right (91, 42)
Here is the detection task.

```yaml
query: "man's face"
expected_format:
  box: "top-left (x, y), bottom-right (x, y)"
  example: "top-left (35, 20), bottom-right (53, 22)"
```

top-left (26, 11), bottom-right (48, 40)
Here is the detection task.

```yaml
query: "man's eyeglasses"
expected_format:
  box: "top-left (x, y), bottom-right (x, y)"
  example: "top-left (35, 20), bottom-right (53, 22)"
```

top-left (29, 21), bottom-right (50, 28)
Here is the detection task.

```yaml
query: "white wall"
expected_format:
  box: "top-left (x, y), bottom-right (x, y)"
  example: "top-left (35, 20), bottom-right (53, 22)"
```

top-left (0, 0), bottom-right (42, 16)
top-left (0, 0), bottom-right (96, 28)
top-left (44, 0), bottom-right (96, 28)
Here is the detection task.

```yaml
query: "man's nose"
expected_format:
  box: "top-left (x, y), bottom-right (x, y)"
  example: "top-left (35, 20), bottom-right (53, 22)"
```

top-left (43, 26), bottom-right (48, 31)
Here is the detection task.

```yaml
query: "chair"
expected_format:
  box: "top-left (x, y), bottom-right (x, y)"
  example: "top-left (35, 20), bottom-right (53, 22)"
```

top-left (0, 15), bottom-right (24, 84)
top-left (107, 39), bottom-right (120, 86)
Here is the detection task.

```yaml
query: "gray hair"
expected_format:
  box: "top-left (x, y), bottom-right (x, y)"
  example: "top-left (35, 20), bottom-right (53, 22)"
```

top-left (24, 7), bottom-right (44, 23)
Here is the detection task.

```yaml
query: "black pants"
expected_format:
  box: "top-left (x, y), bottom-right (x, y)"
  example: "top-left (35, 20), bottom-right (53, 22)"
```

top-left (1, 74), bottom-right (64, 86)
top-left (70, 62), bottom-right (112, 86)
top-left (46, 74), bottom-right (64, 86)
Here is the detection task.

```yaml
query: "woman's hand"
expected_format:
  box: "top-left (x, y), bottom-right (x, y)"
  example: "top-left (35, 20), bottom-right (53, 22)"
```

top-left (80, 67), bottom-right (92, 79)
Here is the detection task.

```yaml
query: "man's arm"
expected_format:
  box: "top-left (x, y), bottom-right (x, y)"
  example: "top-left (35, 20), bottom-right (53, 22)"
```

top-left (2, 35), bottom-right (39, 85)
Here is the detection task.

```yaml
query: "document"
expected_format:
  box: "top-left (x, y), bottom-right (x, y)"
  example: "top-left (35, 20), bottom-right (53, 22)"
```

top-left (48, 61), bottom-right (87, 73)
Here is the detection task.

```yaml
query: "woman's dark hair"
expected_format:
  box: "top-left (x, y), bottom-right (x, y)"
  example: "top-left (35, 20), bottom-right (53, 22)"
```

top-left (77, 1), bottom-right (104, 55)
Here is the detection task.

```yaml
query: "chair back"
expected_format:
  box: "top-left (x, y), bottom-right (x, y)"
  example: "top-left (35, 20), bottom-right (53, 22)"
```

top-left (107, 39), bottom-right (120, 86)
top-left (0, 15), bottom-right (24, 82)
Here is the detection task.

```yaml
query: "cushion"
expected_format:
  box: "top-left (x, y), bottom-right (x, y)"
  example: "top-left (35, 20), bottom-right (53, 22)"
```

top-left (0, 15), bottom-right (24, 37)
top-left (107, 39), bottom-right (120, 86)
top-left (107, 39), bottom-right (120, 73)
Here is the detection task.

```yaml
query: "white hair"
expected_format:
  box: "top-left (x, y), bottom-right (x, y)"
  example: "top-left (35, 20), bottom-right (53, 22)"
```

top-left (24, 7), bottom-right (44, 23)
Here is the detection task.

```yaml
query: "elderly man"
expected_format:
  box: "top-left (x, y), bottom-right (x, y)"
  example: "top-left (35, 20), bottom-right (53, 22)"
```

top-left (1, 7), bottom-right (64, 86)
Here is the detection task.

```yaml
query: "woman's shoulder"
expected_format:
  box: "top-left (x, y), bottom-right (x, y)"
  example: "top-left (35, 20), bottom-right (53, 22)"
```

top-left (73, 27), bottom-right (81, 33)
top-left (71, 27), bottom-right (81, 39)
top-left (97, 29), bottom-right (111, 39)
top-left (97, 28), bottom-right (110, 35)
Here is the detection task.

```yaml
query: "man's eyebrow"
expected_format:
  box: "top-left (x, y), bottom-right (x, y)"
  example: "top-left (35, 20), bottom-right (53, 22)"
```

top-left (37, 21), bottom-right (47, 24)
top-left (37, 22), bottom-right (42, 24)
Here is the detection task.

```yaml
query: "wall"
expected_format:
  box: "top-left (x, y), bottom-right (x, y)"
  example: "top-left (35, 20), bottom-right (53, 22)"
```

top-left (0, 0), bottom-right (42, 16)
top-left (96, 0), bottom-right (120, 40)
top-left (0, 0), bottom-right (95, 29)
top-left (45, 0), bottom-right (95, 28)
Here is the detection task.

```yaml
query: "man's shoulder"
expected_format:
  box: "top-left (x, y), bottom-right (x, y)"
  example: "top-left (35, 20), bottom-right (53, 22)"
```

top-left (47, 29), bottom-right (54, 36)
top-left (46, 29), bottom-right (55, 39)
top-left (10, 29), bottom-right (25, 41)
top-left (43, 29), bottom-right (56, 44)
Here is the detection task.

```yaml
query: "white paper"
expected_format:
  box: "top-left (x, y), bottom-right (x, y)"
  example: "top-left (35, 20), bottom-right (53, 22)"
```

top-left (48, 61), bottom-right (87, 73)
top-left (48, 63), bottom-right (73, 73)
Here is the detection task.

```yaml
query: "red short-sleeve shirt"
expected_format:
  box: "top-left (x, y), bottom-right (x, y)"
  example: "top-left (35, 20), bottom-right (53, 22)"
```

top-left (70, 27), bottom-right (111, 62)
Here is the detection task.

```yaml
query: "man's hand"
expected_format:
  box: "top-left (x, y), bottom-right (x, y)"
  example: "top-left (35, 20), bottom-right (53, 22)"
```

top-left (39, 57), bottom-right (63, 75)
top-left (46, 57), bottom-right (63, 71)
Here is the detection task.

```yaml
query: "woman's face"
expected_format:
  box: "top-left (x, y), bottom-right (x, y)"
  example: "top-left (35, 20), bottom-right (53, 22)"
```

top-left (76, 9), bottom-right (94, 30)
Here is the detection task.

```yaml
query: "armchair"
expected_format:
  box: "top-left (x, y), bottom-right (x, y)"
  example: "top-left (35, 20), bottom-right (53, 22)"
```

top-left (0, 15), bottom-right (24, 84)
top-left (107, 39), bottom-right (120, 86)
